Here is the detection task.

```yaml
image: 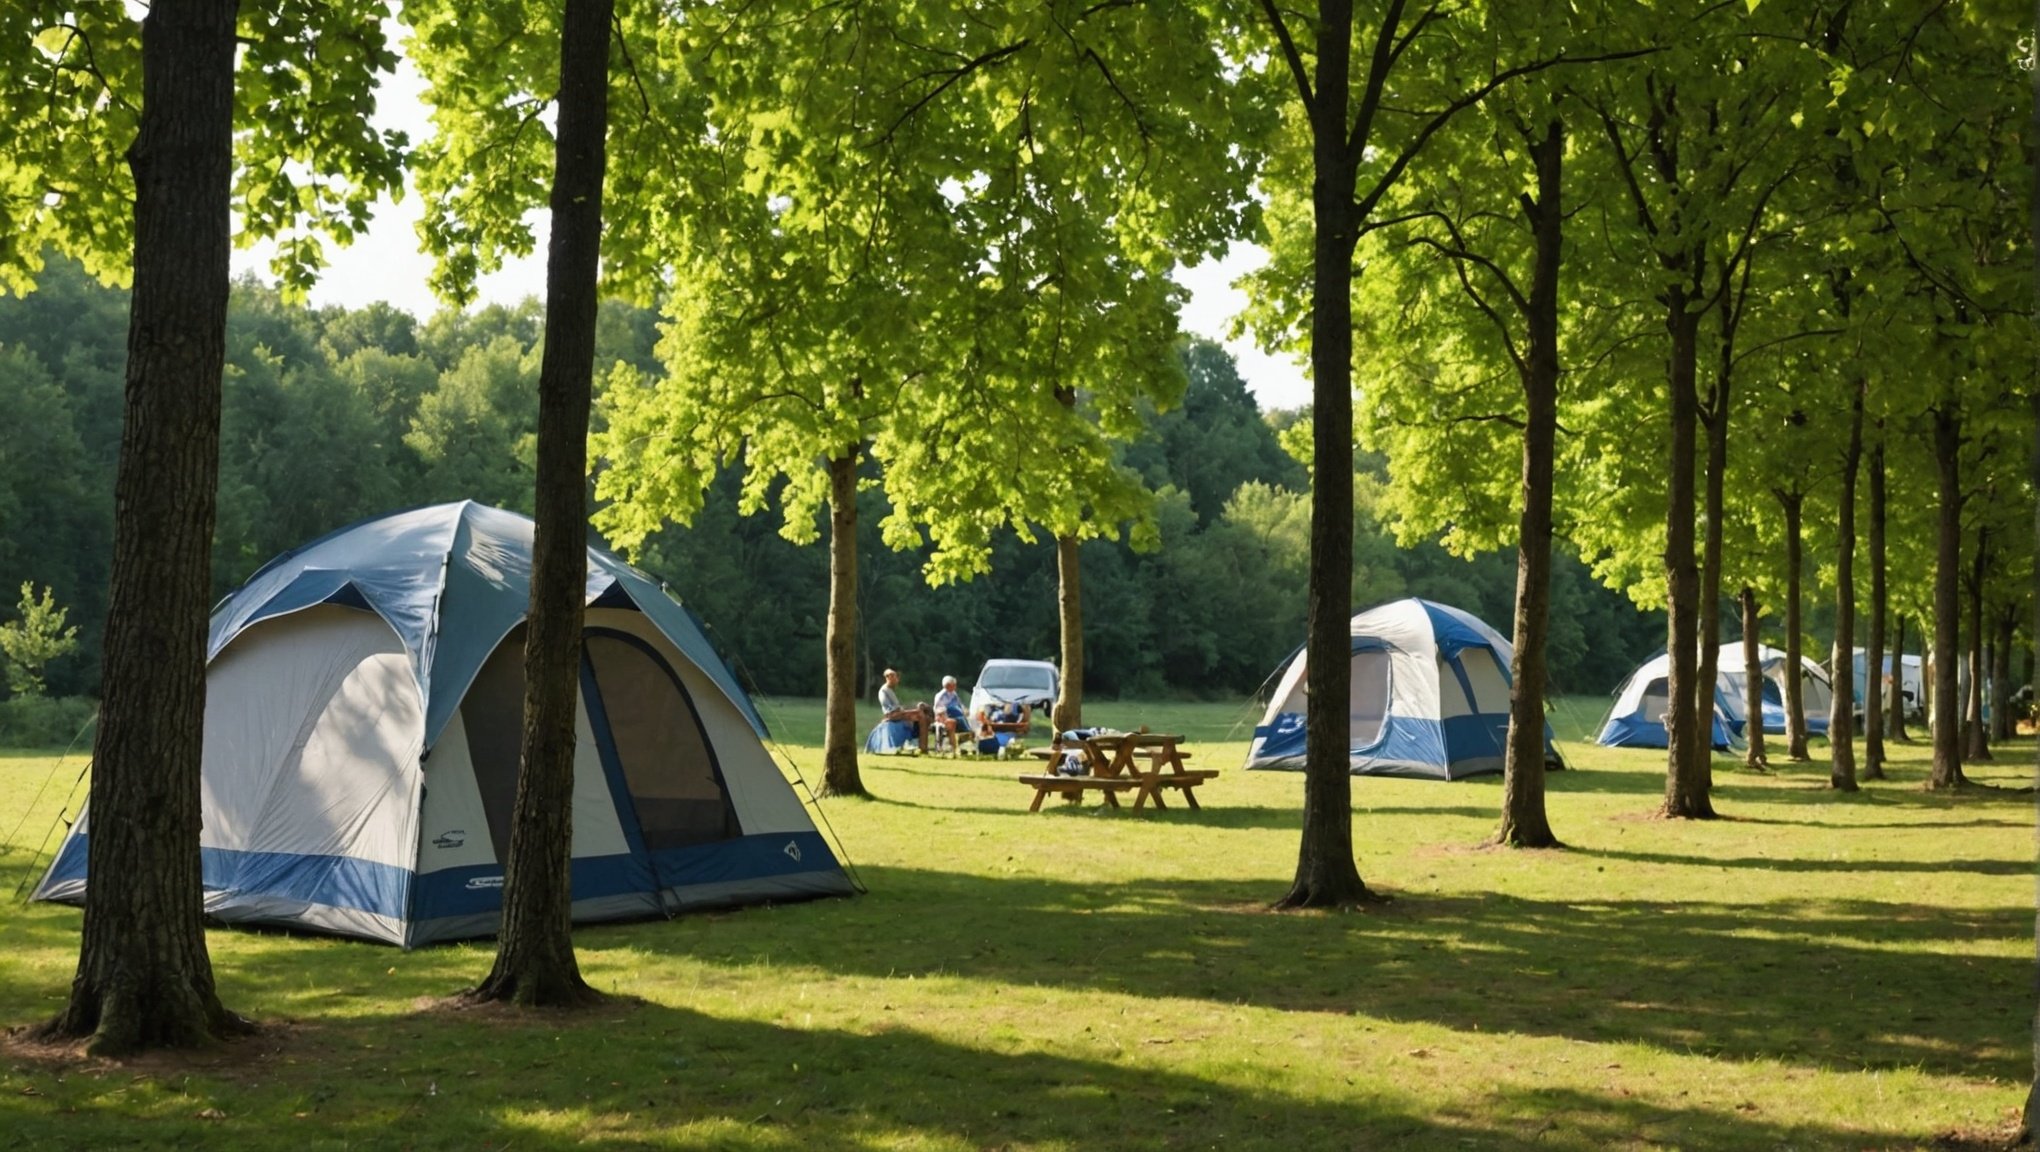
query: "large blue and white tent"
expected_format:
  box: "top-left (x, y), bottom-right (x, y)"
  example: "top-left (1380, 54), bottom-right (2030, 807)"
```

top-left (1244, 598), bottom-right (1554, 780)
top-left (36, 502), bottom-right (854, 947)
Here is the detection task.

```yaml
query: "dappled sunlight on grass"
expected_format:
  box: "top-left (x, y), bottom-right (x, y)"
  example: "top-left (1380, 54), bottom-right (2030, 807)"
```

top-left (0, 708), bottom-right (2031, 1150)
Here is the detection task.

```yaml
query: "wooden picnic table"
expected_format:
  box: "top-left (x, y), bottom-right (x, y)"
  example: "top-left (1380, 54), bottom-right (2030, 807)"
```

top-left (1016, 731), bottom-right (1218, 812)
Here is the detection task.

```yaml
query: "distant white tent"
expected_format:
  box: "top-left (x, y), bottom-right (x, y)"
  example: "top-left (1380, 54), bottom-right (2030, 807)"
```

top-left (1849, 648), bottom-right (1924, 720)
top-left (35, 502), bottom-right (854, 947)
top-left (1244, 598), bottom-right (1556, 781)
top-left (1722, 645), bottom-right (1834, 736)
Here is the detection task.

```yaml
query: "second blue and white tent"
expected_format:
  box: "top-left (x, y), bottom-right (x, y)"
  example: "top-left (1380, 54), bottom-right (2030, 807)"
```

top-left (1597, 642), bottom-right (1835, 750)
top-left (1245, 597), bottom-right (1555, 781)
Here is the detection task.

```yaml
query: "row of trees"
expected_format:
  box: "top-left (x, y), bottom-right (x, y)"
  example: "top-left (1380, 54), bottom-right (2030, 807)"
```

top-left (3, 0), bottom-right (2028, 1065)
top-left (1236, 0), bottom-right (2033, 860)
top-left (0, 258), bottom-right (1668, 707)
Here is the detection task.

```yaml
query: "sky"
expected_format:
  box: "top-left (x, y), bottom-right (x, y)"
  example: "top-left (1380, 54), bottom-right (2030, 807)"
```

top-left (231, 49), bottom-right (1313, 412)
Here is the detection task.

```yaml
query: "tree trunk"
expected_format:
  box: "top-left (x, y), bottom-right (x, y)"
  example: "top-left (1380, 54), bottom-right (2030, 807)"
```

top-left (468, 0), bottom-right (611, 1009)
top-left (1890, 613), bottom-right (1911, 742)
top-left (1928, 403), bottom-right (1964, 788)
top-left (821, 448), bottom-right (867, 797)
top-left (1661, 296), bottom-right (1713, 818)
top-left (1963, 531), bottom-right (1991, 762)
top-left (1863, 438), bottom-right (1886, 778)
top-left (1051, 385), bottom-right (1083, 735)
top-left (1778, 489), bottom-right (1810, 761)
top-left (1989, 601), bottom-right (2015, 743)
top-left (1280, 0), bottom-right (1372, 907)
top-left (2024, 333), bottom-right (2038, 1142)
top-left (1741, 586), bottom-right (1769, 771)
top-left (38, 0), bottom-right (247, 1055)
top-left (1695, 332), bottom-right (1731, 792)
top-left (1828, 379), bottom-right (1862, 791)
top-left (1494, 116), bottom-right (1563, 851)
top-left (1052, 533), bottom-right (1083, 733)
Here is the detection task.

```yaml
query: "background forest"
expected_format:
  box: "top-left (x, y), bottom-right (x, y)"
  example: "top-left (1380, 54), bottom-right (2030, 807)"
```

top-left (0, 255), bottom-right (1665, 723)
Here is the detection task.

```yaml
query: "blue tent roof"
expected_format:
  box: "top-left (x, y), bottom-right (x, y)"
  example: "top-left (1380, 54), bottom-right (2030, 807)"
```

top-left (207, 502), bottom-right (767, 747)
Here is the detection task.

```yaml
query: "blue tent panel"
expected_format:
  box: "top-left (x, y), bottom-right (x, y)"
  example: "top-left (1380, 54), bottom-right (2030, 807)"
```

top-left (1596, 713), bottom-right (1736, 752)
top-left (865, 720), bottom-right (919, 754)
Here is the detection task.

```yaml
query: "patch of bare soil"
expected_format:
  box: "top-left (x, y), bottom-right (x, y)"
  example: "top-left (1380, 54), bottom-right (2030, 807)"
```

top-left (2, 1018), bottom-right (305, 1081)
top-left (1933, 1119), bottom-right (2030, 1151)
top-left (409, 990), bottom-right (644, 1024)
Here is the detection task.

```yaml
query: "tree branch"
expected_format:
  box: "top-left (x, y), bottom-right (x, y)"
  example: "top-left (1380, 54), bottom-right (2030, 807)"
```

top-left (1255, 0), bottom-right (1315, 110)
top-left (1356, 46), bottom-right (1658, 224)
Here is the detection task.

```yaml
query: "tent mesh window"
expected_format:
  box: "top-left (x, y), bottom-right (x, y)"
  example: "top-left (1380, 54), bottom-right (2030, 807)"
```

top-left (584, 631), bottom-right (738, 850)
top-left (1640, 677), bottom-right (1671, 724)
top-left (462, 628), bottom-right (530, 860)
top-left (1349, 649), bottom-right (1391, 747)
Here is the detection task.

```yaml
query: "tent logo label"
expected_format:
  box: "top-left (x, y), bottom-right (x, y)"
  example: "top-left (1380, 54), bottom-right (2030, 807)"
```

top-left (783, 841), bottom-right (802, 863)
top-left (465, 875), bottom-right (504, 891)
top-left (432, 830), bottom-right (465, 849)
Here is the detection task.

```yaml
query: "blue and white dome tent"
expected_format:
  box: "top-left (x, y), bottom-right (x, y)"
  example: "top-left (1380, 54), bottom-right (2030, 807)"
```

top-left (36, 502), bottom-right (854, 947)
top-left (1596, 650), bottom-right (1743, 751)
top-left (1245, 598), bottom-right (1557, 781)
top-left (1599, 642), bottom-right (1831, 749)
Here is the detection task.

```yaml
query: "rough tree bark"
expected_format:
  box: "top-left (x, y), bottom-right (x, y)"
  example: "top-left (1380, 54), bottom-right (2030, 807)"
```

top-left (1280, 0), bottom-right (1372, 907)
top-left (37, 0), bottom-right (248, 1055)
top-left (467, 0), bottom-right (611, 1009)
top-left (1863, 438), bottom-right (1886, 778)
top-left (1661, 296), bottom-right (1713, 818)
top-left (1695, 327), bottom-right (1732, 794)
top-left (1052, 534), bottom-right (1083, 734)
top-left (1963, 531), bottom-right (1991, 762)
top-left (1494, 116), bottom-right (1564, 850)
top-left (1051, 385), bottom-right (1083, 735)
top-left (1828, 378), bottom-right (1863, 791)
top-left (821, 447), bottom-right (867, 797)
top-left (2013, 55), bottom-right (2032, 1137)
top-left (1776, 488), bottom-right (1810, 761)
top-left (1928, 402), bottom-right (1965, 788)
top-left (1741, 587), bottom-right (1769, 771)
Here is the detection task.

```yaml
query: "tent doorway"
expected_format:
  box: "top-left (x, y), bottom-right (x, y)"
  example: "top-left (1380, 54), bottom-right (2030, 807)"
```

top-left (460, 623), bottom-right (739, 871)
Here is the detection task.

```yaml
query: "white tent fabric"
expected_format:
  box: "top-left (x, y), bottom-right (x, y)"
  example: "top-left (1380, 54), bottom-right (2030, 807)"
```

top-left (36, 502), bottom-right (853, 946)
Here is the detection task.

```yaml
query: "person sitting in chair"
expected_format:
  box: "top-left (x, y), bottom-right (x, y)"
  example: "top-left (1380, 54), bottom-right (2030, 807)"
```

top-left (876, 667), bottom-right (929, 754)
top-left (932, 675), bottom-right (968, 743)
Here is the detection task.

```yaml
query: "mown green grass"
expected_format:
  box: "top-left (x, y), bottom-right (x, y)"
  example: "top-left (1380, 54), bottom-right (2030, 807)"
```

top-left (0, 698), bottom-right (2031, 1151)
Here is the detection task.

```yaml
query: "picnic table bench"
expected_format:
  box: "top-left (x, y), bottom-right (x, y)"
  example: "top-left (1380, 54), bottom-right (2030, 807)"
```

top-left (1017, 731), bottom-right (1217, 812)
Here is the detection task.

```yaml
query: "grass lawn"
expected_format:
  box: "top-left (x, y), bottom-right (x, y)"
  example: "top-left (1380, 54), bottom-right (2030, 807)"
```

top-left (0, 696), bottom-right (2031, 1150)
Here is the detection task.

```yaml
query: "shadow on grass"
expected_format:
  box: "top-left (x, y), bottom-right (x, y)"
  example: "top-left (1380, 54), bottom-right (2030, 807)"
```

top-left (0, 995), bottom-right (1968, 1152)
top-left (1574, 844), bottom-right (2034, 875)
top-left (586, 868), bottom-right (2025, 1085)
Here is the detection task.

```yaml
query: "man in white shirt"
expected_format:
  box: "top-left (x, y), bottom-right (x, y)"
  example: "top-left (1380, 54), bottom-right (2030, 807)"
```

top-left (876, 667), bottom-right (928, 753)
top-left (931, 675), bottom-right (967, 744)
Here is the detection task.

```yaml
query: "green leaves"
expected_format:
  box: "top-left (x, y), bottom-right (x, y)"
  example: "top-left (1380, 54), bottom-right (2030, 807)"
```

top-left (0, 2), bottom-right (405, 297)
top-left (521, 0), bottom-right (1262, 582)
top-left (0, 583), bottom-right (80, 698)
